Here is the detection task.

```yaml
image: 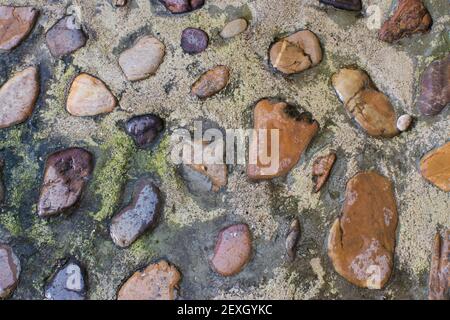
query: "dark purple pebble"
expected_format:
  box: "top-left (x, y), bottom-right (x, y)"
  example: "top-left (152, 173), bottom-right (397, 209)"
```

top-left (181, 28), bottom-right (209, 54)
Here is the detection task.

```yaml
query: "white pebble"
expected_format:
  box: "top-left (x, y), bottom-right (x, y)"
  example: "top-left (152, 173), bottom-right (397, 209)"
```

top-left (220, 18), bottom-right (248, 39)
top-left (397, 114), bottom-right (413, 132)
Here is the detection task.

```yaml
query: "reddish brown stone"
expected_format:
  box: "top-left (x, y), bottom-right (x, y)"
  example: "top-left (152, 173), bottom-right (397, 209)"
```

top-left (379, 0), bottom-right (432, 43)
top-left (0, 6), bottom-right (38, 51)
top-left (117, 260), bottom-right (181, 300)
top-left (312, 152), bottom-right (336, 192)
top-left (38, 148), bottom-right (94, 217)
top-left (247, 99), bottom-right (319, 180)
top-left (159, 0), bottom-right (204, 14)
top-left (211, 224), bottom-right (252, 276)
top-left (428, 231), bottom-right (449, 300)
top-left (0, 244), bottom-right (20, 299)
top-left (46, 16), bottom-right (87, 58)
top-left (420, 142), bottom-right (450, 192)
top-left (285, 218), bottom-right (301, 261)
top-left (328, 171), bottom-right (398, 289)
top-left (191, 66), bottom-right (230, 99)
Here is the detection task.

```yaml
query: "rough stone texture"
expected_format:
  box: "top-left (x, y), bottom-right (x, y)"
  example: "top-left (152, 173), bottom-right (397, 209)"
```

top-left (66, 73), bottom-right (117, 116)
top-left (0, 244), bottom-right (20, 299)
top-left (220, 18), bottom-right (248, 39)
top-left (420, 142), bottom-right (450, 192)
top-left (119, 36), bottom-right (165, 81)
top-left (285, 218), bottom-right (300, 261)
top-left (428, 230), bottom-right (449, 300)
top-left (117, 260), bottom-right (181, 300)
top-left (319, 0), bottom-right (362, 11)
top-left (110, 179), bottom-right (162, 248)
top-left (125, 114), bottom-right (164, 148)
top-left (332, 67), bottom-right (399, 138)
top-left (312, 152), bottom-right (336, 192)
top-left (247, 99), bottom-right (319, 180)
top-left (417, 54), bottom-right (449, 116)
top-left (328, 171), bottom-right (398, 289)
top-left (269, 30), bottom-right (322, 75)
top-left (191, 65), bottom-right (230, 98)
top-left (46, 16), bottom-right (87, 58)
top-left (0, 66), bottom-right (39, 129)
top-left (181, 28), bottom-right (209, 54)
top-left (38, 148), bottom-right (94, 217)
top-left (0, 6), bottom-right (38, 51)
top-left (45, 261), bottom-right (86, 300)
top-left (379, 0), bottom-right (432, 43)
top-left (211, 224), bottom-right (252, 276)
top-left (159, 0), bottom-right (205, 14)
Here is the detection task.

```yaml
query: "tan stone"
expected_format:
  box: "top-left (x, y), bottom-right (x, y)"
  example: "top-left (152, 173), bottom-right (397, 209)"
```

top-left (428, 231), bottom-right (449, 300)
top-left (220, 19), bottom-right (248, 39)
top-left (67, 73), bottom-right (116, 117)
top-left (420, 142), bottom-right (450, 192)
top-left (328, 171), bottom-right (398, 289)
top-left (0, 6), bottom-right (38, 51)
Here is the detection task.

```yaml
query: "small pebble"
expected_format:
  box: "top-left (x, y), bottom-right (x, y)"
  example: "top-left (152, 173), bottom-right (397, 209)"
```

top-left (110, 179), bottom-right (162, 248)
top-left (118, 260), bottom-right (181, 300)
top-left (46, 16), bottom-right (87, 58)
top-left (220, 18), bottom-right (248, 39)
top-left (67, 73), bottom-right (117, 117)
top-left (319, 0), bottom-right (362, 11)
top-left (160, 0), bottom-right (204, 14)
top-left (45, 261), bottom-right (86, 300)
top-left (181, 28), bottom-right (208, 54)
top-left (286, 218), bottom-right (301, 261)
top-left (191, 65), bottom-right (230, 98)
top-left (312, 152), bottom-right (337, 192)
top-left (211, 224), bottom-right (252, 276)
top-left (0, 66), bottom-right (39, 129)
top-left (0, 244), bottom-right (21, 299)
top-left (113, 0), bottom-right (128, 6)
top-left (396, 114), bottom-right (412, 132)
top-left (0, 6), bottom-right (38, 51)
top-left (125, 114), bottom-right (164, 148)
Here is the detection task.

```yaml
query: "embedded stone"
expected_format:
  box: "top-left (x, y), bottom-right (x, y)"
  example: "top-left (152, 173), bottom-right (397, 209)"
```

top-left (0, 6), bottom-right (38, 51)
top-left (332, 67), bottom-right (399, 138)
top-left (396, 114), bottom-right (413, 132)
top-left (428, 231), bottom-right (449, 300)
top-left (328, 171), bottom-right (398, 289)
top-left (420, 142), bottom-right (450, 192)
top-left (119, 36), bottom-right (165, 81)
top-left (319, 0), bottom-right (362, 11)
top-left (0, 158), bottom-right (4, 204)
top-left (286, 218), bottom-right (301, 261)
top-left (45, 261), bottom-right (86, 300)
top-left (220, 19), bottom-right (248, 39)
top-left (247, 99), bottom-right (319, 180)
top-left (110, 179), bottom-right (162, 248)
top-left (113, 0), bottom-right (128, 6)
top-left (211, 224), bottom-right (252, 276)
top-left (181, 28), bottom-right (208, 54)
top-left (38, 148), bottom-right (94, 217)
top-left (46, 16), bottom-right (87, 58)
top-left (0, 244), bottom-right (20, 299)
top-left (191, 66), bottom-right (230, 99)
top-left (417, 54), bottom-right (449, 116)
top-left (0, 67), bottom-right (39, 129)
top-left (125, 114), bottom-right (164, 148)
top-left (159, 0), bottom-right (204, 14)
top-left (379, 0), bottom-right (432, 43)
top-left (117, 260), bottom-right (181, 300)
top-left (67, 73), bottom-right (117, 117)
top-left (312, 152), bottom-right (336, 192)
top-left (269, 30), bottom-right (322, 75)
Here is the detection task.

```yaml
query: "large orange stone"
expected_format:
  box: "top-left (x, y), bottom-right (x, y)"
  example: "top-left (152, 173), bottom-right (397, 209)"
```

top-left (420, 142), bottom-right (450, 192)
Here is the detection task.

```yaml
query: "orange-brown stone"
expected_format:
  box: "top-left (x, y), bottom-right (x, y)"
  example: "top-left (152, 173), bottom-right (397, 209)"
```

top-left (312, 152), bottom-right (336, 192)
top-left (428, 231), bottom-right (449, 300)
top-left (0, 6), bottom-right (38, 51)
top-left (420, 142), bottom-right (450, 192)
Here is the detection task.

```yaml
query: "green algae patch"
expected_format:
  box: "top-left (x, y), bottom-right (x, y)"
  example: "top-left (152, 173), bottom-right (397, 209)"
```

top-left (0, 212), bottom-right (22, 236)
top-left (0, 127), bottom-right (23, 150)
top-left (136, 135), bottom-right (171, 178)
top-left (91, 131), bottom-right (136, 222)
top-left (27, 217), bottom-right (56, 247)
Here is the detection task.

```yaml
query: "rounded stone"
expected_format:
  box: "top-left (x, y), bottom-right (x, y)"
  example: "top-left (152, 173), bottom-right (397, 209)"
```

top-left (45, 261), bottom-right (86, 300)
top-left (181, 28), bottom-right (208, 54)
top-left (160, 0), bottom-right (204, 14)
top-left (396, 114), bottom-right (413, 132)
top-left (220, 18), bottom-right (248, 39)
top-left (125, 114), bottom-right (164, 148)
top-left (46, 16), bottom-right (87, 58)
top-left (191, 65), bottom-right (230, 99)
top-left (0, 244), bottom-right (21, 299)
top-left (0, 6), bottom-right (38, 51)
top-left (420, 142), bottom-right (450, 192)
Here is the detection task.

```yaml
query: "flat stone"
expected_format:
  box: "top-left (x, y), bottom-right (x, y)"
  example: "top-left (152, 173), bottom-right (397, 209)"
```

top-left (328, 171), bottom-right (398, 289)
top-left (211, 224), bottom-right (252, 276)
top-left (119, 36), bottom-right (165, 81)
top-left (191, 66), bottom-right (230, 99)
top-left (125, 114), bottom-right (164, 148)
top-left (285, 218), bottom-right (301, 261)
top-left (0, 158), bottom-right (4, 204)
top-left (181, 28), bottom-right (208, 54)
top-left (110, 179), bottom-right (162, 248)
top-left (45, 261), bottom-right (86, 300)
top-left (269, 30), bottom-right (322, 75)
top-left (247, 99), bottom-right (319, 180)
top-left (420, 142), bottom-right (450, 192)
top-left (46, 16), bottom-right (87, 58)
top-left (38, 148), bottom-right (94, 217)
top-left (332, 67), bottom-right (399, 138)
top-left (417, 53), bottom-right (449, 116)
top-left (0, 6), bottom-right (38, 51)
top-left (379, 0), bottom-right (432, 43)
top-left (0, 244), bottom-right (20, 299)
top-left (220, 19), bottom-right (248, 39)
top-left (312, 152), bottom-right (336, 192)
top-left (117, 260), bottom-right (181, 300)
top-left (319, 0), bottom-right (362, 11)
top-left (428, 230), bottom-right (449, 300)
top-left (159, 0), bottom-right (204, 14)
top-left (0, 67), bottom-right (39, 129)
top-left (67, 73), bottom-right (117, 117)
top-left (396, 114), bottom-right (413, 132)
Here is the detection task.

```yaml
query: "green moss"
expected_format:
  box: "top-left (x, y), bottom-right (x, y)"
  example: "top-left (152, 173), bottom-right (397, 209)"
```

top-left (91, 131), bottom-right (136, 222)
top-left (143, 136), bottom-right (171, 177)
top-left (9, 154), bottom-right (40, 208)
top-left (128, 237), bottom-right (156, 260)
top-left (27, 217), bottom-right (56, 247)
top-left (0, 212), bottom-right (22, 236)
top-left (0, 127), bottom-right (24, 150)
